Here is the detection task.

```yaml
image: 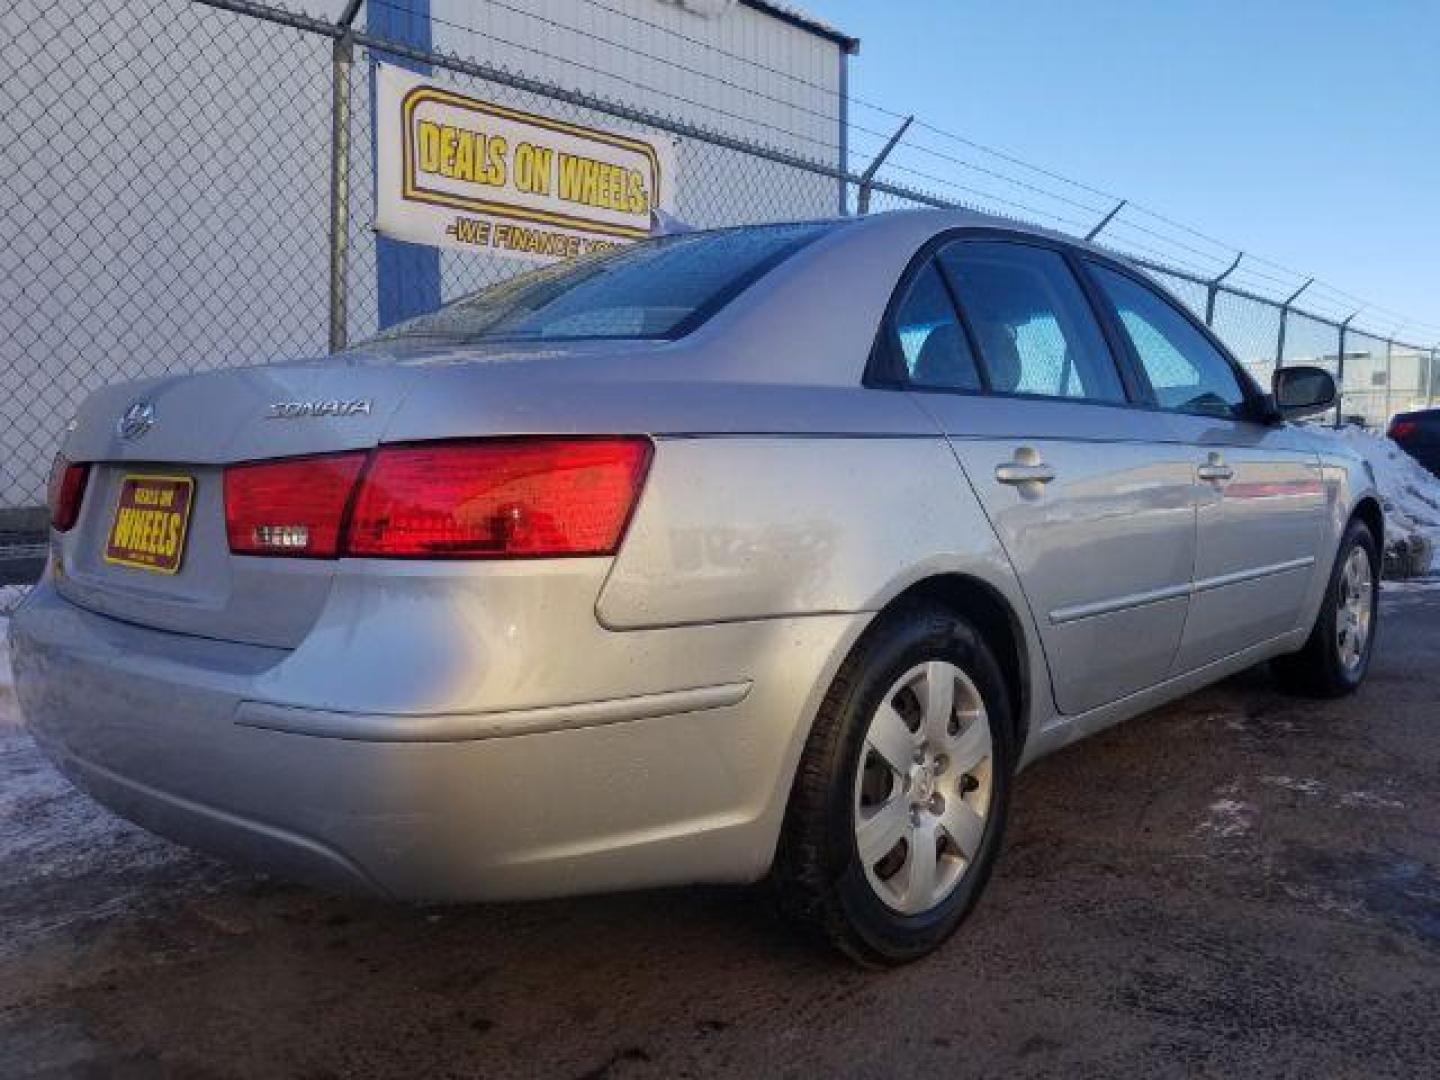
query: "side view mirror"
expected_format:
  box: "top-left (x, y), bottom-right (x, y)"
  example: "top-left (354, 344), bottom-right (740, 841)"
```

top-left (1271, 365), bottom-right (1337, 422)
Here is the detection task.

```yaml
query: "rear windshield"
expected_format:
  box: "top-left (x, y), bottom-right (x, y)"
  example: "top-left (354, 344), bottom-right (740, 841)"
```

top-left (371, 221), bottom-right (833, 345)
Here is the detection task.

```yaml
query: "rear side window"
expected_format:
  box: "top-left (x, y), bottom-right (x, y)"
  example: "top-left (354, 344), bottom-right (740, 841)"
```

top-left (890, 260), bottom-right (982, 391)
top-left (371, 222), bottom-right (831, 344)
top-left (938, 241), bottom-right (1126, 404)
top-left (1088, 263), bottom-right (1249, 420)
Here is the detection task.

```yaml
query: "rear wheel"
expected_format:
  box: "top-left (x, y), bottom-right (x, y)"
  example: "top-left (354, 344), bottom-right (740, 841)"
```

top-left (1273, 518), bottom-right (1379, 697)
top-left (773, 601), bottom-right (1014, 965)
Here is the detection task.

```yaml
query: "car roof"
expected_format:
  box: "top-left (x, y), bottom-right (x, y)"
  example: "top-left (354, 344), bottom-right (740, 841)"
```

top-left (655, 209), bottom-right (1129, 387)
top-left (836, 207), bottom-right (1128, 264)
top-left (686, 207), bottom-right (1107, 255)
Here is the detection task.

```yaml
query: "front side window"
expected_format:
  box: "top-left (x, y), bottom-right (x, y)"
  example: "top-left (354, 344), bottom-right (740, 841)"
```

top-left (1088, 263), bottom-right (1250, 420)
top-left (937, 241), bottom-right (1126, 404)
top-left (370, 222), bottom-right (832, 345)
top-left (890, 259), bottom-right (982, 391)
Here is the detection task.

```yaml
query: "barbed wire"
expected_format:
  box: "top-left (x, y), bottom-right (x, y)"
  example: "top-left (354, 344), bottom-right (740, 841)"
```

top-left (363, 0), bottom-right (1439, 343)
top-left (869, 161), bottom-right (1094, 235)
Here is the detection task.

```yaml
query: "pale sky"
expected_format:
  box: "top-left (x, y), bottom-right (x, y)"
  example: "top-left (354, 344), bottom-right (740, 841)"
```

top-left (810, 0), bottom-right (1440, 345)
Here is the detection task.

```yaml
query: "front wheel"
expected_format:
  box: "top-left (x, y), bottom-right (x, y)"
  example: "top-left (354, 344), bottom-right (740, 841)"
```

top-left (1273, 518), bottom-right (1380, 697)
top-left (773, 601), bottom-right (1015, 965)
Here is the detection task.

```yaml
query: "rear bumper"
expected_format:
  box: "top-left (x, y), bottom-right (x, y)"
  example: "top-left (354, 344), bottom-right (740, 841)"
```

top-left (10, 579), bottom-right (863, 901)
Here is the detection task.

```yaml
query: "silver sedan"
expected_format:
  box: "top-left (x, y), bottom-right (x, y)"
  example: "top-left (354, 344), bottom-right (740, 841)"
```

top-left (10, 210), bottom-right (1381, 964)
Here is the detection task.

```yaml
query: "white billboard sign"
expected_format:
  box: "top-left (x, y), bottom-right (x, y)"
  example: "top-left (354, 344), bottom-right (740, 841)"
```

top-left (375, 64), bottom-right (676, 262)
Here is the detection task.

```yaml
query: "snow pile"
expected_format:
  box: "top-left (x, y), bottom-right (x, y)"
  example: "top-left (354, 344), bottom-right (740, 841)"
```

top-left (1325, 425), bottom-right (1440, 577)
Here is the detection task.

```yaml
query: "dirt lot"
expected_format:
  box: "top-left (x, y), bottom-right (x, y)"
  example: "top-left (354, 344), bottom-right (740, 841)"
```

top-left (2, 587), bottom-right (1437, 1079)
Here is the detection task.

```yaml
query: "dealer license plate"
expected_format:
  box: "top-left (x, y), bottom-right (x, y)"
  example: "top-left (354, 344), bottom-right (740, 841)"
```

top-left (104, 474), bottom-right (195, 574)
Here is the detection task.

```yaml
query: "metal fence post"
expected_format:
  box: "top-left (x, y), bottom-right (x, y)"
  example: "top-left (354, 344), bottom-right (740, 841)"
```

top-left (1085, 199), bottom-right (1126, 242)
top-left (1273, 277), bottom-right (1314, 375)
top-left (1203, 252), bottom-right (1243, 327)
top-left (836, 48), bottom-right (849, 216)
top-left (1383, 338), bottom-right (1393, 423)
top-left (1334, 311), bottom-right (1359, 428)
top-left (856, 115), bottom-right (912, 215)
top-left (327, 0), bottom-right (364, 353)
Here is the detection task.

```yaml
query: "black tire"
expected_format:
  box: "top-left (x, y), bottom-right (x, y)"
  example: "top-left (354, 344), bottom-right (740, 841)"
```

top-left (1272, 518), bottom-right (1379, 698)
top-left (772, 599), bottom-right (1015, 966)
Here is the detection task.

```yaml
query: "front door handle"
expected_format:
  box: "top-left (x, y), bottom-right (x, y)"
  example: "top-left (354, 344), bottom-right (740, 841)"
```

top-left (995, 447), bottom-right (1056, 487)
top-left (1197, 453), bottom-right (1234, 483)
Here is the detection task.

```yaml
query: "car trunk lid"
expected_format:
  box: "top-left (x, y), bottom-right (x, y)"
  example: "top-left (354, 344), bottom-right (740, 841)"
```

top-left (53, 359), bottom-right (419, 648)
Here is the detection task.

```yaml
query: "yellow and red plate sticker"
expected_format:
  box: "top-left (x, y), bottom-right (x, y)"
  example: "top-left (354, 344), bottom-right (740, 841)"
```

top-left (104, 474), bottom-right (195, 574)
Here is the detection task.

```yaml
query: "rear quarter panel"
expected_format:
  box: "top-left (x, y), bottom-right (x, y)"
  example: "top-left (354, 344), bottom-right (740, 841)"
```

top-left (598, 434), bottom-right (1026, 628)
top-left (596, 425), bottom-right (1052, 766)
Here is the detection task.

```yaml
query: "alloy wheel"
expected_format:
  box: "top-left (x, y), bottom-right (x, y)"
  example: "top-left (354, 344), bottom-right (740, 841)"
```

top-left (1336, 544), bottom-right (1374, 675)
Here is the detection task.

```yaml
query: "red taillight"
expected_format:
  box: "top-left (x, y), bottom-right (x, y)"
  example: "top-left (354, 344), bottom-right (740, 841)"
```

top-left (346, 438), bottom-right (652, 558)
top-left (222, 438), bottom-right (652, 559)
top-left (1389, 419), bottom-right (1417, 440)
top-left (224, 451), bottom-right (366, 557)
top-left (47, 456), bottom-right (90, 532)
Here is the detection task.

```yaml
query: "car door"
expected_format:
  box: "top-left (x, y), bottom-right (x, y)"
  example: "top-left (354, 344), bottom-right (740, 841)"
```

top-left (886, 237), bottom-right (1199, 716)
top-left (1084, 261), bottom-right (1325, 673)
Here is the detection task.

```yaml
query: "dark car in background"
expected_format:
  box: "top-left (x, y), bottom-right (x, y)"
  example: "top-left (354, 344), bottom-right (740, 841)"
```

top-left (1388, 409), bottom-right (1440, 478)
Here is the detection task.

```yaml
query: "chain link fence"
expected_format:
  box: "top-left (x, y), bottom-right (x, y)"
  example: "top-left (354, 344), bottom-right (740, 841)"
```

top-left (3, 0), bottom-right (1436, 613)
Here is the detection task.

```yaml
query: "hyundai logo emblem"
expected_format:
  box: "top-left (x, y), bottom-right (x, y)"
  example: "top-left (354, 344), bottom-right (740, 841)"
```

top-left (117, 400), bottom-right (156, 441)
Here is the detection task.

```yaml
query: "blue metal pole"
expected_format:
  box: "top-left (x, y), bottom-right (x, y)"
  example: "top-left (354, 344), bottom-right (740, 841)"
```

top-left (369, 0), bottom-right (440, 329)
top-left (837, 49), bottom-right (849, 216)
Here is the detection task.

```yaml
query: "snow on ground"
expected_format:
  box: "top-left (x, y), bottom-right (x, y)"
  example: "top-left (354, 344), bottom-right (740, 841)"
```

top-left (1323, 425), bottom-right (1440, 577)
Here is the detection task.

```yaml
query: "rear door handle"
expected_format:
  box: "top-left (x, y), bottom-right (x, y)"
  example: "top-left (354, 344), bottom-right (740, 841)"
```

top-left (995, 463), bottom-right (1057, 485)
top-left (1197, 453), bottom-right (1234, 483)
top-left (995, 447), bottom-right (1056, 487)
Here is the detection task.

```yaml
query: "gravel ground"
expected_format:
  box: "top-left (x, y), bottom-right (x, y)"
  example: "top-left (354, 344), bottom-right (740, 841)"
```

top-left (2, 590), bottom-right (1438, 1079)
